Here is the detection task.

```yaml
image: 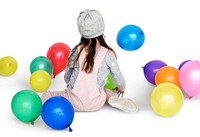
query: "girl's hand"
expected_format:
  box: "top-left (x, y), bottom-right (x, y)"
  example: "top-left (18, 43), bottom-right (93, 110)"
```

top-left (113, 87), bottom-right (124, 97)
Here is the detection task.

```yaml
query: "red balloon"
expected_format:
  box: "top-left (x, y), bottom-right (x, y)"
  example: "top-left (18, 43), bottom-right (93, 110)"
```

top-left (47, 42), bottom-right (70, 78)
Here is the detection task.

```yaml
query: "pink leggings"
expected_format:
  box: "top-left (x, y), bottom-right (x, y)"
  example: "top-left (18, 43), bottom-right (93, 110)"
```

top-left (41, 88), bottom-right (115, 111)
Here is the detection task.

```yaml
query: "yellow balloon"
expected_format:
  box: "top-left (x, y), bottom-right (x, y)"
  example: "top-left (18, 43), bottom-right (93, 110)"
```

top-left (0, 56), bottom-right (18, 76)
top-left (150, 83), bottom-right (184, 117)
top-left (30, 70), bottom-right (52, 92)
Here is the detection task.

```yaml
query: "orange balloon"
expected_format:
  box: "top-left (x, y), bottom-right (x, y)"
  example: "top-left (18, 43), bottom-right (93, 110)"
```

top-left (155, 66), bottom-right (181, 88)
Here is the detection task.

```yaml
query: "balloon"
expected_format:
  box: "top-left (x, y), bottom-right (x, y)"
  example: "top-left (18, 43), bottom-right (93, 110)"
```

top-left (179, 60), bottom-right (200, 98)
top-left (30, 70), bottom-right (52, 92)
top-left (0, 56), bottom-right (18, 76)
top-left (155, 66), bottom-right (181, 88)
top-left (11, 89), bottom-right (42, 124)
top-left (104, 73), bottom-right (117, 92)
top-left (41, 96), bottom-right (74, 131)
top-left (47, 42), bottom-right (71, 78)
top-left (116, 24), bottom-right (145, 51)
top-left (178, 60), bottom-right (191, 70)
top-left (30, 56), bottom-right (53, 75)
top-left (142, 60), bottom-right (167, 85)
top-left (150, 83), bottom-right (184, 117)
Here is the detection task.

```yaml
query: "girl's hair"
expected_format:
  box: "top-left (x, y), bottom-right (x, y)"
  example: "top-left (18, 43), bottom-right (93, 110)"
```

top-left (69, 34), bottom-right (117, 73)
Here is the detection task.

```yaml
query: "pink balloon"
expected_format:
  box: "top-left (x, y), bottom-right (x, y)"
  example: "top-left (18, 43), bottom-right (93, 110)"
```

top-left (179, 60), bottom-right (200, 98)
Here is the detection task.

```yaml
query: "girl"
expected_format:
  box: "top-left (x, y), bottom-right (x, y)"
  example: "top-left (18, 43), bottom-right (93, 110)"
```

top-left (41, 9), bottom-right (138, 113)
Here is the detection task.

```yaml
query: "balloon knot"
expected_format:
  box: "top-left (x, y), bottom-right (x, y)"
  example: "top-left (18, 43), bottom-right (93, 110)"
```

top-left (69, 126), bottom-right (73, 132)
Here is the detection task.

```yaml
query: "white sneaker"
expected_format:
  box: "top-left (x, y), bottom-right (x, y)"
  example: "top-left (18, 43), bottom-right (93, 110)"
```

top-left (108, 96), bottom-right (139, 113)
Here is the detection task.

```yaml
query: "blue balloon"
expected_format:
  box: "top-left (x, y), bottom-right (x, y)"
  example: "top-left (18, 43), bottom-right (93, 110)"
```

top-left (41, 96), bottom-right (74, 131)
top-left (117, 24), bottom-right (145, 51)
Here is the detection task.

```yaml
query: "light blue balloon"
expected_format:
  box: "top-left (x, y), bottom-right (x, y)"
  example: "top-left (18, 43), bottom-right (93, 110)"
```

top-left (117, 24), bottom-right (145, 51)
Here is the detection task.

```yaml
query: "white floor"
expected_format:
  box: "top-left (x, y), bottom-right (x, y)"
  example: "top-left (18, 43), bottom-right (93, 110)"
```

top-left (2, 66), bottom-right (200, 137)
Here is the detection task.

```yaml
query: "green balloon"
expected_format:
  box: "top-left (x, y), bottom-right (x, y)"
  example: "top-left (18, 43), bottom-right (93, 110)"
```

top-left (30, 56), bottom-right (53, 75)
top-left (11, 89), bottom-right (42, 124)
top-left (104, 73), bottom-right (117, 92)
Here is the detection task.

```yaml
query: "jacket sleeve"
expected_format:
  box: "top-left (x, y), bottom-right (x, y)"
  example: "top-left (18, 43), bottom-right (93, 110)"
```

top-left (106, 50), bottom-right (126, 91)
top-left (64, 48), bottom-right (78, 83)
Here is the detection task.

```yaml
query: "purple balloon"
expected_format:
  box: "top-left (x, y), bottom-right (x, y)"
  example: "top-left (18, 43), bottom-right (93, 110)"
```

top-left (178, 60), bottom-right (191, 70)
top-left (142, 60), bottom-right (167, 85)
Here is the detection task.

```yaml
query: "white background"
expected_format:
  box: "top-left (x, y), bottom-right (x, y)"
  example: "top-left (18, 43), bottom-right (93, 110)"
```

top-left (1, 0), bottom-right (200, 136)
